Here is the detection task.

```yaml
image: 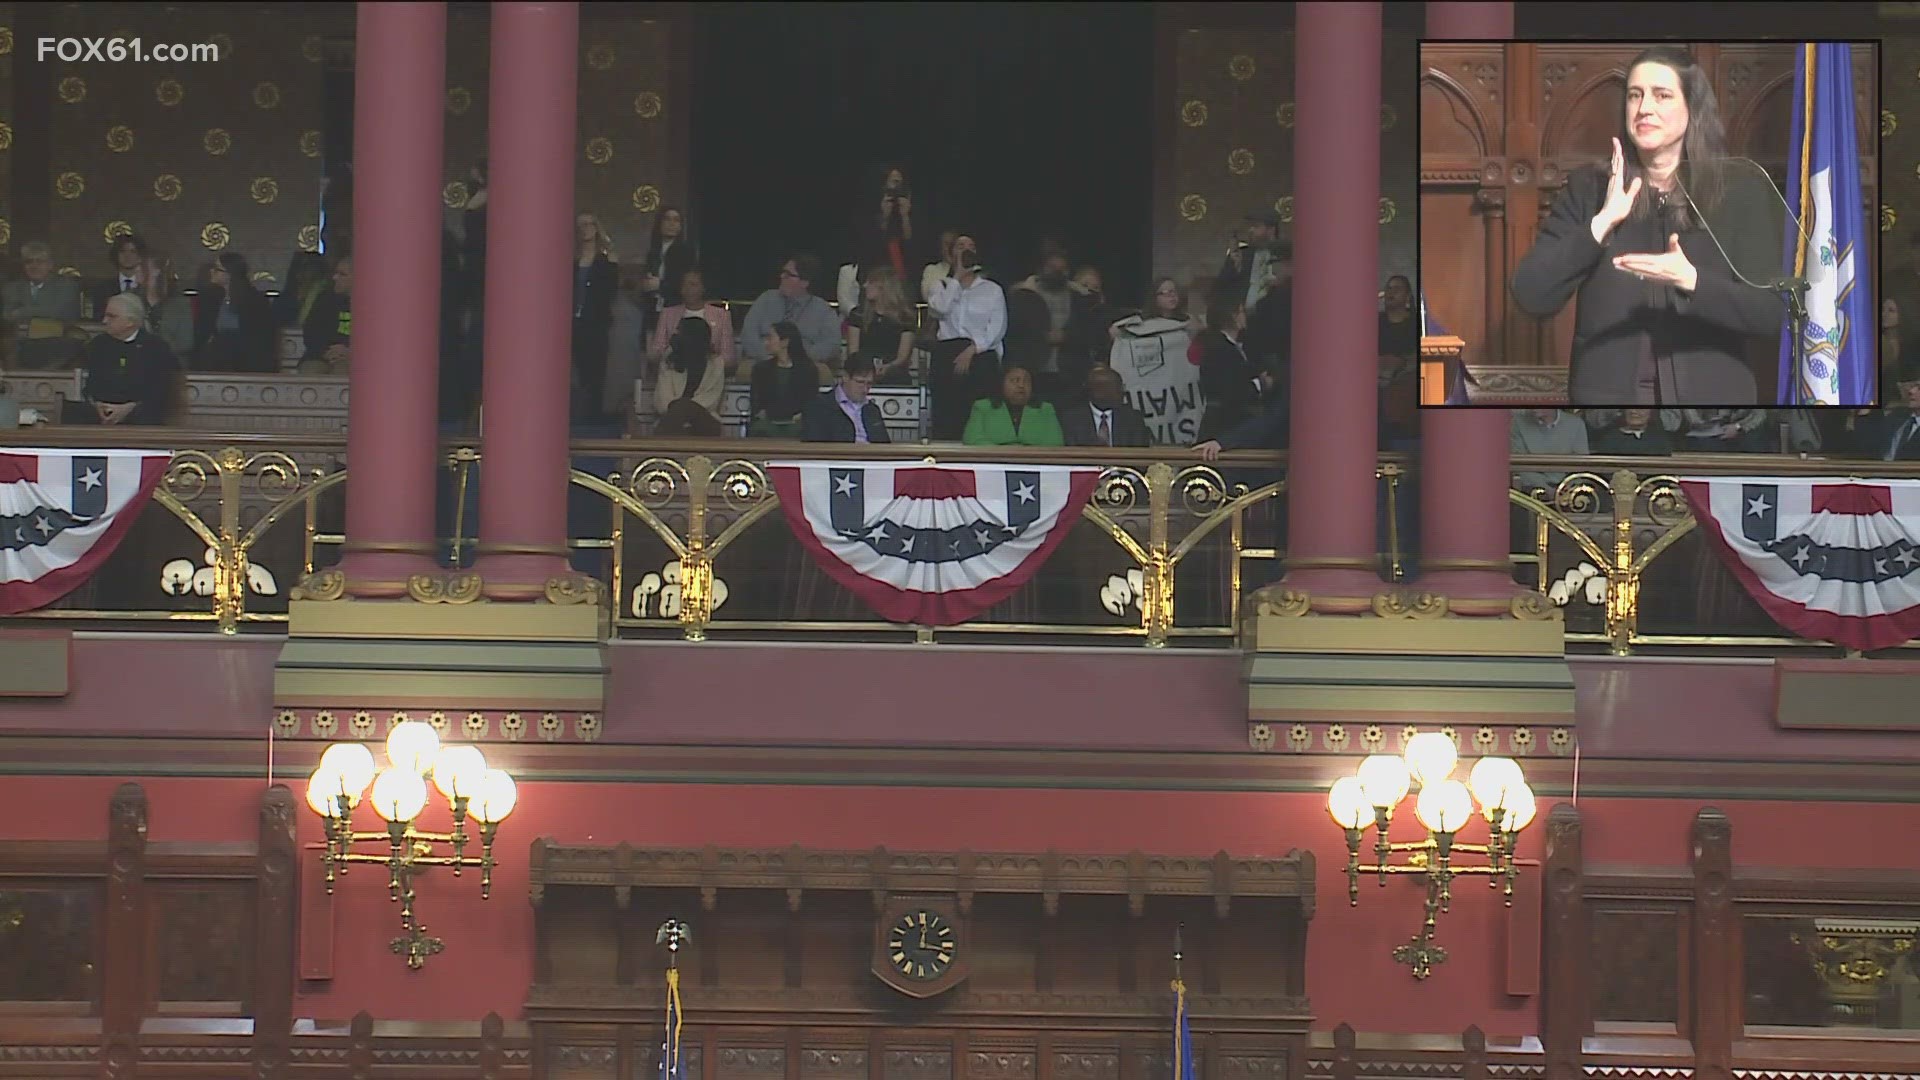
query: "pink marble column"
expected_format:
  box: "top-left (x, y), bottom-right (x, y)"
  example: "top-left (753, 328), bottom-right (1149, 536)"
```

top-left (336, 1), bottom-right (447, 597)
top-left (1280, 1), bottom-right (1386, 611)
top-left (1415, 1), bottom-right (1523, 612)
top-left (473, 1), bottom-right (580, 599)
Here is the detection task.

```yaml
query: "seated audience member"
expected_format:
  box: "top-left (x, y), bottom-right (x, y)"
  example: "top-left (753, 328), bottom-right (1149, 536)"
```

top-left (139, 256), bottom-right (195, 358)
top-left (653, 314), bottom-right (725, 437)
top-left (1661, 409), bottom-right (1767, 453)
top-left (1196, 296), bottom-right (1265, 441)
top-left (300, 256), bottom-right (352, 375)
top-left (82, 293), bottom-right (182, 425)
top-left (739, 254), bottom-right (842, 367)
top-left (604, 266), bottom-right (648, 417)
top-left (926, 233), bottom-right (1007, 441)
top-left (749, 321), bottom-right (824, 437)
top-left (88, 232), bottom-right (150, 318)
top-left (802, 354), bottom-right (890, 444)
top-left (963, 365), bottom-right (1063, 447)
top-left (921, 230), bottom-right (959, 306)
top-left (1589, 408), bottom-right (1673, 455)
top-left (1854, 368), bottom-right (1920, 461)
top-left (1510, 408), bottom-right (1588, 496)
top-left (3, 241), bottom-right (85, 369)
top-left (1007, 244), bottom-right (1099, 399)
top-left (1061, 364), bottom-right (1151, 448)
top-left (846, 265), bottom-right (918, 385)
top-left (192, 252), bottom-right (276, 372)
top-left (648, 269), bottom-right (736, 374)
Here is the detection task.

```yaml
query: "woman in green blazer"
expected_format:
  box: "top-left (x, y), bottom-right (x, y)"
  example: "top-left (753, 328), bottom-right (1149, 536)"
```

top-left (962, 365), bottom-right (1064, 446)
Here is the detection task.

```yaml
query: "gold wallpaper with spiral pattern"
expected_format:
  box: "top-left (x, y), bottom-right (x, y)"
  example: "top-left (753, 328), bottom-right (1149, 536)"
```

top-left (440, 11), bottom-right (683, 264)
top-left (1163, 27), bottom-right (1418, 299)
top-left (0, 3), bottom-right (15, 253)
top-left (1883, 35), bottom-right (1920, 302)
top-left (39, 8), bottom-right (343, 288)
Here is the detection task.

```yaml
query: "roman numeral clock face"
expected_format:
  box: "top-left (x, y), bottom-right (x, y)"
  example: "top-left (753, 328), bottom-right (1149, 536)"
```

top-left (887, 909), bottom-right (956, 981)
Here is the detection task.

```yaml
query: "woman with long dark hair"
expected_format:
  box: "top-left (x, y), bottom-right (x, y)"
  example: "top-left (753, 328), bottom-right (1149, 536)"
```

top-left (191, 252), bottom-right (275, 372)
top-left (641, 206), bottom-right (697, 336)
top-left (1512, 45), bottom-right (1782, 406)
top-left (654, 313), bottom-right (725, 437)
top-left (571, 212), bottom-right (619, 419)
top-left (749, 321), bottom-right (824, 437)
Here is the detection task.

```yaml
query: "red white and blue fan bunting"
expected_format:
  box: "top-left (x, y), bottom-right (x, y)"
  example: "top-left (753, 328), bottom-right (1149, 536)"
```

top-left (1680, 477), bottom-right (1920, 650)
top-left (0, 449), bottom-right (169, 614)
top-left (769, 461), bottom-right (1099, 626)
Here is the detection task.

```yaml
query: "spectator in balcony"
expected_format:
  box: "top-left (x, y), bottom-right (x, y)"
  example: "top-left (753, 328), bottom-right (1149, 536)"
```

top-left (273, 250), bottom-right (332, 329)
top-left (1062, 364), bottom-right (1151, 448)
top-left (639, 206), bottom-right (697, 339)
top-left (301, 256), bottom-right (352, 376)
top-left (1111, 277), bottom-right (1201, 343)
top-left (1378, 274), bottom-right (1420, 447)
top-left (87, 232), bottom-right (149, 320)
top-left (1007, 243), bottom-right (1098, 400)
top-left (739, 254), bottom-right (841, 370)
top-left (1197, 296), bottom-right (1265, 442)
top-left (1589, 407), bottom-right (1673, 455)
top-left (1851, 370), bottom-right (1920, 461)
top-left (4, 241), bottom-right (84, 370)
top-left (845, 265), bottom-right (917, 386)
top-left (603, 265), bottom-right (648, 418)
top-left (572, 213), bottom-right (619, 419)
top-left (1882, 298), bottom-right (1903, 396)
top-left (963, 364), bottom-right (1063, 447)
top-left (1510, 408), bottom-right (1588, 497)
top-left (1661, 408), bottom-right (1766, 452)
top-left (139, 256), bottom-right (195, 359)
top-left (648, 268), bottom-right (736, 376)
top-left (653, 313), bottom-right (725, 438)
top-left (921, 230), bottom-right (959, 305)
top-left (191, 252), bottom-right (275, 373)
top-left (927, 233), bottom-right (1006, 441)
top-left (803, 353), bottom-right (889, 444)
top-left (82, 292), bottom-right (181, 426)
top-left (750, 321), bottom-right (824, 437)
top-left (861, 166), bottom-right (915, 283)
top-left (1218, 209), bottom-right (1282, 317)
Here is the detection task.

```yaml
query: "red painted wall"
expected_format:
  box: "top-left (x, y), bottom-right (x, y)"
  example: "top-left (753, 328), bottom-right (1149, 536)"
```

top-left (5, 777), bottom-right (1914, 1035)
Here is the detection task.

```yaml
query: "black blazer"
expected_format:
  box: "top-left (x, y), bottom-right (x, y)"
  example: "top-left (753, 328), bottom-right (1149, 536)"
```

top-left (1512, 164), bottom-right (1784, 406)
top-left (1059, 400), bottom-right (1151, 447)
top-left (1196, 330), bottom-right (1263, 441)
top-left (303, 289), bottom-right (351, 358)
top-left (82, 329), bottom-right (181, 424)
top-left (645, 239), bottom-right (698, 309)
top-left (191, 284), bottom-right (277, 372)
top-left (801, 390), bottom-right (892, 443)
top-left (87, 274), bottom-right (146, 317)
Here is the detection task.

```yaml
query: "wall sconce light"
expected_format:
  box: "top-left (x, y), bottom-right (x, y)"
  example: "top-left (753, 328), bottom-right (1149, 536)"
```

top-left (1327, 732), bottom-right (1536, 980)
top-left (305, 720), bottom-right (516, 969)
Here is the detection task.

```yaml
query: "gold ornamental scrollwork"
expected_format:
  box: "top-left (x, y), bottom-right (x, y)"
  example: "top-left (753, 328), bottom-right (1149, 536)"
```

top-left (253, 82), bottom-right (282, 110)
top-left (0, 121), bottom-right (11, 151)
top-left (544, 574), bottom-right (604, 607)
top-left (1276, 102), bottom-right (1295, 129)
top-left (155, 174), bottom-right (184, 202)
top-left (407, 572), bottom-right (485, 605)
top-left (251, 178), bottom-right (280, 205)
top-left (302, 34), bottom-right (324, 62)
top-left (103, 220), bottom-right (133, 244)
top-left (1228, 149), bottom-right (1255, 176)
top-left (154, 448), bottom-right (335, 632)
top-left (55, 172), bottom-right (85, 200)
top-left (292, 569), bottom-right (347, 602)
top-left (584, 137), bottom-right (614, 166)
top-left (0, 26), bottom-right (13, 55)
top-left (297, 225), bottom-right (321, 253)
top-left (444, 181), bottom-right (470, 209)
top-left (208, 32), bottom-right (234, 60)
top-left (1276, 196), bottom-right (1295, 223)
top-left (205, 128), bottom-right (233, 156)
top-left (59, 76), bottom-right (86, 104)
top-left (586, 43), bottom-right (616, 70)
top-left (1510, 590), bottom-right (1556, 621)
top-left (1181, 100), bottom-right (1209, 128)
top-left (631, 185), bottom-right (661, 213)
top-left (156, 78), bottom-right (184, 106)
top-left (1884, 109), bottom-right (1897, 138)
top-left (1884, 206), bottom-right (1898, 234)
top-left (1179, 194), bottom-right (1209, 223)
top-left (201, 222), bottom-right (230, 251)
top-left (1372, 590), bottom-right (1448, 619)
top-left (447, 87), bottom-right (472, 116)
top-left (1228, 55), bottom-right (1256, 82)
top-left (1380, 104), bottom-right (1397, 131)
top-left (1379, 197), bottom-right (1397, 225)
top-left (105, 125), bottom-right (134, 153)
top-left (634, 91), bottom-right (664, 119)
top-left (1253, 587), bottom-right (1314, 618)
top-left (299, 130), bottom-right (321, 158)
top-left (0, 220), bottom-right (11, 247)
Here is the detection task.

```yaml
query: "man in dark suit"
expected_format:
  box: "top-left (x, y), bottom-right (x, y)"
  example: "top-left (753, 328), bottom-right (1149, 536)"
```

top-left (86, 233), bottom-right (149, 318)
top-left (1061, 365), bottom-right (1151, 448)
top-left (801, 354), bottom-right (891, 444)
top-left (1860, 368), bottom-right (1920, 461)
top-left (81, 293), bottom-right (181, 425)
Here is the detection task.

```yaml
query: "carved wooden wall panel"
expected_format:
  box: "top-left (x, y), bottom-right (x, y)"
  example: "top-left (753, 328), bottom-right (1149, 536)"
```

top-left (152, 882), bottom-right (255, 1006)
top-left (1588, 907), bottom-right (1679, 1025)
top-left (0, 886), bottom-right (100, 1004)
top-left (1421, 42), bottom-right (1879, 377)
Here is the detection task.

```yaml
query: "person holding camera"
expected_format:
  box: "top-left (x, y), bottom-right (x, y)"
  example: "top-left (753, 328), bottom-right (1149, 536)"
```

top-left (865, 166), bottom-right (915, 282)
top-left (925, 232), bottom-right (1005, 441)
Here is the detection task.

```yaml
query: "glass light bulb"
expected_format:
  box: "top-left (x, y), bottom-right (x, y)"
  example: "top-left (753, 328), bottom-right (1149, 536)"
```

top-left (431, 745), bottom-right (488, 801)
top-left (306, 768), bottom-right (345, 818)
top-left (1502, 783), bottom-right (1538, 833)
top-left (385, 720), bottom-right (441, 776)
top-left (318, 742), bottom-right (377, 798)
top-left (1327, 776), bottom-right (1372, 830)
top-left (1414, 779), bottom-right (1474, 834)
top-left (369, 768), bottom-right (428, 824)
top-left (472, 769), bottom-right (517, 824)
top-left (1469, 756), bottom-right (1525, 813)
top-left (1356, 754), bottom-right (1411, 809)
top-left (1404, 731), bottom-right (1459, 787)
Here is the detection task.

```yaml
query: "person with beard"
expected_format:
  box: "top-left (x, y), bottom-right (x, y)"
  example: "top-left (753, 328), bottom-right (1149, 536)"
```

top-left (1007, 244), bottom-right (1106, 402)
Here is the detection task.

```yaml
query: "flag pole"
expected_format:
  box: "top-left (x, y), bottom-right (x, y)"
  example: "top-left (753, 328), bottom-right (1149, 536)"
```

top-left (657, 920), bottom-right (691, 1080)
top-left (1173, 922), bottom-right (1184, 984)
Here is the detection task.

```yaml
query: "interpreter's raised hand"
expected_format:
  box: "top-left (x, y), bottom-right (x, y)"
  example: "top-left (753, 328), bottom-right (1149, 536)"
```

top-left (1591, 137), bottom-right (1643, 244)
top-left (1611, 233), bottom-right (1698, 293)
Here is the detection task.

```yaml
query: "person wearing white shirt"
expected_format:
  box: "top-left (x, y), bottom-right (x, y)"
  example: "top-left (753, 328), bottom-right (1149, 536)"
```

top-left (920, 230), bottom-right (958, 304)
top-left (925, 233), bottom-right (1006, 440)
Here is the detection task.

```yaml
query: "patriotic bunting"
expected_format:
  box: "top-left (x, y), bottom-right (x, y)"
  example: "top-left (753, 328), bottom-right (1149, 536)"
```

top-left (0, 448), bottom-right (169, 614)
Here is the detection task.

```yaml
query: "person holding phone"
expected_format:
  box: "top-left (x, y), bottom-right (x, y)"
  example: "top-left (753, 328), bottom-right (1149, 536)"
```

top-left (926, 232), bottom-right (1005, 440)
top-left (1511, 45), bottom-right (1782, 406)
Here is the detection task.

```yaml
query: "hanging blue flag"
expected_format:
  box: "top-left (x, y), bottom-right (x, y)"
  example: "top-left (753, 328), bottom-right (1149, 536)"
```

top-left (660, 967), bottom-right (686, 1080)
top-left (1779, 42), bottom-right (1872, 406)
top-left (1172, 978), bottom-right (1197, 1080)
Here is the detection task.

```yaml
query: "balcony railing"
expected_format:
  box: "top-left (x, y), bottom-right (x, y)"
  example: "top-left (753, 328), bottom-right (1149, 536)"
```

top-left (0, 429), bottom-right (1908, 655)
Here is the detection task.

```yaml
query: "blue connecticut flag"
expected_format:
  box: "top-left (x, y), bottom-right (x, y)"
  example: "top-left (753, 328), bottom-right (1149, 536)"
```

top-left (1779, 42), bottom-right (1872, 406)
